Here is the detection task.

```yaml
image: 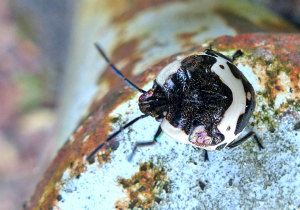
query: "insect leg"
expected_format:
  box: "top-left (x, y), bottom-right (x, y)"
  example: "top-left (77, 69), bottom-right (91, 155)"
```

top-left (226, 131), bottom-right (264, 150)
top-left (87, 115), bottom-right (149, 161)
top-left (94, 43), bottom-right (146, 93)
top-left (230, 50), bottom-right (243, 61)
top-left (204, 150), bottom-right (209, 162)
top-left (193, 146), bottom-right (209, 162)
top-left (128, 126), bottom-right (163, 161)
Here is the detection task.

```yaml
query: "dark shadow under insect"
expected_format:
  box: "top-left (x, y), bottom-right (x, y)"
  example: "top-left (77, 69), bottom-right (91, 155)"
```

top-left (87, 44), bottom-right (264, 162)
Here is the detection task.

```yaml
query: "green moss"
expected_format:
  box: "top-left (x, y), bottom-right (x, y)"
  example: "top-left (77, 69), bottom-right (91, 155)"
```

top-left (286, 99), bottom-right (300, 110)
top-left (252, 96), bottom-right (279, 131)
top-left (253, 96), bottom-right (300, 134)
top-left (110, 114), bottom-right (122, 124)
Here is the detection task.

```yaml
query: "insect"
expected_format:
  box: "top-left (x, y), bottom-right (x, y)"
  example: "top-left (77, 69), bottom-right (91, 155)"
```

top-left (87, 44), bottom-right (264, 161)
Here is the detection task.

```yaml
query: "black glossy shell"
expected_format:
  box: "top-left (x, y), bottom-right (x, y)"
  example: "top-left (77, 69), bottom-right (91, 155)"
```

top-left (138, 49), bottom-right (256, 150)
top-left (162, 55), bottom-right (233, 145)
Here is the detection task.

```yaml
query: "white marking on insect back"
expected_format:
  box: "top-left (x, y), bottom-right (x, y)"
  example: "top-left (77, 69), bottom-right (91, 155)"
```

top-left (161, 119), bottom-right (190, 145)
top-left (161, 119), bottom-right (217, 150)
top-left (247, 91), bottom-right (252, 100)
top-left (156, 60), bottom-right (181, 86)
top-left (209, 55), bottom-right (246, 145)
top-left (157, 57), bottom-right (201, 147)
top-left (157, 52), bottom-right (207, 86)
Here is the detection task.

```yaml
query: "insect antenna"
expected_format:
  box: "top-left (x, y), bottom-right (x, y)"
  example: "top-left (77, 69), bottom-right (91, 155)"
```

top-left (230, 50), bottom-right (243, 61)
top-left (94, 43), bottom-right (146, 93)
top-left (87, 114), bottom-right (149, 161)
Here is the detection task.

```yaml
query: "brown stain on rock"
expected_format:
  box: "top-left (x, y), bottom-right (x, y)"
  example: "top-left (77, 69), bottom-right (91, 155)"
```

top-left (23, 90), bottom-right (133, 209)
top-left (115, 162), bottom-right (169, 209)
top-left (69, 159), bottom-right (87, 179)
top-left (275, 85), bottom-right (281, 91)
top-left (176, 26), bottom-right (209, 48)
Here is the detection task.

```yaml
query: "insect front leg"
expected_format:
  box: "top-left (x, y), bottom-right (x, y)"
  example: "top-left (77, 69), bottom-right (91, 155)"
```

top-left (128, 126), bottom-right (163, 161)
top-left (226, 131), bottom-right (264, 150)
top-left (204, 150), bottom-right (209, 162)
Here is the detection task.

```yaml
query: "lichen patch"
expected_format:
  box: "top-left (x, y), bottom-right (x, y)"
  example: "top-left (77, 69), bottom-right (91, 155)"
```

top-left (115, 162), bottom-right (169, 209)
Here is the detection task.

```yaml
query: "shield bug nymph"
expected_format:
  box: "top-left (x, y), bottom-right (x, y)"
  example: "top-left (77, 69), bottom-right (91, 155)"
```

top-left (87, 44), bottom-right (264, 162)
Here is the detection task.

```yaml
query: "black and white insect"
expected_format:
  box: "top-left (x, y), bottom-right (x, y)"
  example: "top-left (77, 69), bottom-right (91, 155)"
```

top-left (87, 44), bottom-right (264, 161)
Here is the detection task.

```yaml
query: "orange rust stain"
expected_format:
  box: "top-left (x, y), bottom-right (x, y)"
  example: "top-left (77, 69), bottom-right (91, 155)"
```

top-left (115, 199), bottom-right (129, 210)
top-left (176, 26), bottom-right (209, 48)
top-left (135, 58), bottom-right (172, 83)
top-left (176, 31), bottom-right (199, 40)
top-left (24, 85), bottom-right (136, 209)
top-left (69, 159), bottom-right (87, 178)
